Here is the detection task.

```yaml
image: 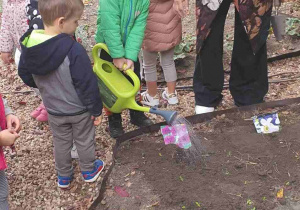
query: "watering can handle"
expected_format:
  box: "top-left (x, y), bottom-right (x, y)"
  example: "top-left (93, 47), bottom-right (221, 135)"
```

top-left (92, 43), bottom-right (141, 96)
top-left (92, 43), bottom-right (110, 64)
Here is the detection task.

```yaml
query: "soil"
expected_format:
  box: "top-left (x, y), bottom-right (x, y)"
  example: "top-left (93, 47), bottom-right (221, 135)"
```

top-left (100, 104), bottom-right (300, 209)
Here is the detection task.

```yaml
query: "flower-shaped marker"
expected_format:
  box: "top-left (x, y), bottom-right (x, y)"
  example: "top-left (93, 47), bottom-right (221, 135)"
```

top-left (253, 113), bottom-right (280, 134)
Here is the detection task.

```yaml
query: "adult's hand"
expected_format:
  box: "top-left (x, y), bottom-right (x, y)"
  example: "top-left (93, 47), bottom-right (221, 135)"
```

top-left (173, 0), bottom-right (189, 18)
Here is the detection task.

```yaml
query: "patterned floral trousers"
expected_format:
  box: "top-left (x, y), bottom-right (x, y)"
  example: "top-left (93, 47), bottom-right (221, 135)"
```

top-left (193, 0), bottom-right (268, 107)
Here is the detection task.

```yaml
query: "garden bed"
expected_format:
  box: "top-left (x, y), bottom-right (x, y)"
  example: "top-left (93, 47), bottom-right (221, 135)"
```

top-left (99, 103), bottom-right (300, 209)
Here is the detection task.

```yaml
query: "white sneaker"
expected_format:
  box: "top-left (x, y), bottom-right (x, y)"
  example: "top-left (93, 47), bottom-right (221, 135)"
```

top-left (162, 88), bottom-right (178, 105)
top-left (195, 105), bottom-right (215, 114)
top-left (71, 144), bottom-right (79, 159)
top-left (141, 91), bottom-right (159, 107)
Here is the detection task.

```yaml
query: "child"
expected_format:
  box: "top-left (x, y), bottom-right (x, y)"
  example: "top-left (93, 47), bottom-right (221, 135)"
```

top-left (0, 0), bottom-right (48, 122)
top-left (96, 0), bottom-right (153, 138)
top-left (0, 0), bottom-right (28, 65)
top-left (0, 96), bottom-right (21, 210)
top-left (141, 0), bottom-right (182, 106)
top-left (18, 0), bottom-right (104, 188)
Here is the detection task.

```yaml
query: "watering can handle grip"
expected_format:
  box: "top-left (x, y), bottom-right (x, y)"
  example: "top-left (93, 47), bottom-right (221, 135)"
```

top-left (92, 43), bottom-right (110, 65)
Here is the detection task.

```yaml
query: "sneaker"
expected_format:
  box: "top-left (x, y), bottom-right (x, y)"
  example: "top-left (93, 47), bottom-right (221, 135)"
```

top-left (58, 175), bottom-right (72, 188)
top-left (36, 109), bottom-right (48, 122)
top-left (71, 144), bottom-right (79, 159)
top-left (130, 109), bottom-right (153, 127)
top-left (162, 88), bottom-right (179, 105)
top-left (195, 105), bottom-right (215, 114)
top-left (141, 91), bottom-right (159, 107)
top-left (108, 113), bottom-right (124, 138)
top-left (82, 159), bottom-right (105, 183)
top-left (30, 103), bottom-right (45, 119)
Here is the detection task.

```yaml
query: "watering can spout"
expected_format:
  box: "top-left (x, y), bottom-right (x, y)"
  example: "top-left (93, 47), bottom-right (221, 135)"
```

top-left (150, 107), bottom-right (178, 125)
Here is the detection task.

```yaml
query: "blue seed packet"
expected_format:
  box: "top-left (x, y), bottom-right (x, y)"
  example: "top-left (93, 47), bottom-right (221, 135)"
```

top-left (252, 113), bottom-right (280, 134)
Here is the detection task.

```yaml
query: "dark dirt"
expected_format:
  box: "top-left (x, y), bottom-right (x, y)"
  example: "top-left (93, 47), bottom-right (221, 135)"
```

top-left (99, 104), bottom-right (300, 210)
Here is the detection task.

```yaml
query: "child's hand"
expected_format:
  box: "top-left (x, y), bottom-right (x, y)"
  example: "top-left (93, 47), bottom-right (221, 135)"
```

top-left (173, 0), bottom-right (189, 18)
top-left (113, 58), bottom-right (127, 71)
top-left (0, 52), bottom-right (13, 64)
top-left (124, 59), bottom-right (134, 71)
top-left (0, 129), bottom-right (20, 146)
top-left (91, 115), bottom-right (103, 126)
top-left (6, 114), bottom-right (21, 133)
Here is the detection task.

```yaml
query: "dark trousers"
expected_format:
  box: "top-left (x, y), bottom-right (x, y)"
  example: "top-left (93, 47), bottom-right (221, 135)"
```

top-left (193, 0), bottom-right (268, 107)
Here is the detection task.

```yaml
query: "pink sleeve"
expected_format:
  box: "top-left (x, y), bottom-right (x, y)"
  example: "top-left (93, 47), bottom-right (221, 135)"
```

top-left (0, 0), bottom-right (14, 53)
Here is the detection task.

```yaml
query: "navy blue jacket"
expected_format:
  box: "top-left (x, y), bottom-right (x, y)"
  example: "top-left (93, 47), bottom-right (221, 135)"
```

top-left (18, 30), bottom-right (103, 117)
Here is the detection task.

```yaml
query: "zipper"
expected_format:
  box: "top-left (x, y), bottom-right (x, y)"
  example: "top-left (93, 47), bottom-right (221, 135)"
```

top-left (123, 0), bottom-right (133, 45)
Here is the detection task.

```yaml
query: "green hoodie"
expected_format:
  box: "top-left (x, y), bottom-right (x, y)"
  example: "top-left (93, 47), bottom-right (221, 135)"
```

top-left (95, 0), bottom-right (149, 62)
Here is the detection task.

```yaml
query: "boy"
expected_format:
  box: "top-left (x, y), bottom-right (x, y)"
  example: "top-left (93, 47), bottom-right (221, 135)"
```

top-left (18, 0), bottom-right (104, 188)
top-left (96, 0), bottom-right (153, 138)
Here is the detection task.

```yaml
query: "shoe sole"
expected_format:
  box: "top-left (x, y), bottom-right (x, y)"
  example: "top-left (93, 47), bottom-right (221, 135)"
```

top-left (83, 161), bottom-right (105, 183)
top-left (58, 183), bottom-right (70, 188)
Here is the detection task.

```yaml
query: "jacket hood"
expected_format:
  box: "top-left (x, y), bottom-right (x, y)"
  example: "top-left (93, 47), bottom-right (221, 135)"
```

top-left (19, 30), bottom-right (74, 75)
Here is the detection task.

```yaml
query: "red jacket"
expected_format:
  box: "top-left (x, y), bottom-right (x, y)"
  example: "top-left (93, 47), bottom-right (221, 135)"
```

top-left (0, 96), bottom-right (7, 171)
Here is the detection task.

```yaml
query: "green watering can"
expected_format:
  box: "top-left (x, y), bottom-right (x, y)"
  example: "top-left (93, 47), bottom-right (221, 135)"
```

top-left (92, 43), bottom-right (178, 125)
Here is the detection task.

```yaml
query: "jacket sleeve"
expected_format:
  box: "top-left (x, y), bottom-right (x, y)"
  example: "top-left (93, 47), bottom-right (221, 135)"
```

top-left (69, 43), bottom-right (103, 117)
top-left (18, 52), bottom-right (38, 88)
top-left (96, 0), bottom-right (125, 59)
top-left (0, 0), bottom-right (14, 53)
top-left (125, 0), bottom-right (150, 62)
top-left (26, 0), bottom-right (44, 30)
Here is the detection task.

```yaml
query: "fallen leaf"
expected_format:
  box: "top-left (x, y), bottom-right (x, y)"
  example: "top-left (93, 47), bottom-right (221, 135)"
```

top-left (18, 101), bottom-right (26, 105)
top-left (70, 184), bottom-right (78, 193)
top-left (146, 201), bottom-right (159, 207)
top-left (277, 188), bottom-right (284, 198)
top-left (114, 186), bottom-right (129, 197)
top-left (126, 182), bottom-right (132, 188)
top-left (106, 189), bottom-right (114, 197)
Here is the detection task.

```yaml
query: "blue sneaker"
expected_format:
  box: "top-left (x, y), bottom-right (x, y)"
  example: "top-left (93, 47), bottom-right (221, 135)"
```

top-left (82, 159), bottom-right (105, 183)
top-left (57, 175), bottom-right (72, 188)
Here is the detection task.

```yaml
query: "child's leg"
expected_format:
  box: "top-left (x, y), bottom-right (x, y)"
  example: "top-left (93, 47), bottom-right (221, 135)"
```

top-left (160, 47), bottom-right (177, 94)
top-left (72, 112), bottom-right (96, 172)
top-left (142, 50), bottom-right (158, 97)
top-left (0, 170), bottom-right (9, 210)
top-left (48, 115), bottom-right (73, 177)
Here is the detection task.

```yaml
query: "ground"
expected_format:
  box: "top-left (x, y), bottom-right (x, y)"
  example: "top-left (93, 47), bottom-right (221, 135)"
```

top-left (101, 104), bottom-right (300, 210)
top-left (0, 0), bottom-right (299, 209)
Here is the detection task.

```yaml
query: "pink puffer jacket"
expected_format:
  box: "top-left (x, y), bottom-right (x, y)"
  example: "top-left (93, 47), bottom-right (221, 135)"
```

top-left (142, 0), bottom-right (182, 52)
top-left (0, 0), bottom-right (29, 53)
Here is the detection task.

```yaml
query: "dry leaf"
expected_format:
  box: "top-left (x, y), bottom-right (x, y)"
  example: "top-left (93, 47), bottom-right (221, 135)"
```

top-left (277, 188), bottom-right (284, 198)
top-left (114, 186), bottom-right (129, 197)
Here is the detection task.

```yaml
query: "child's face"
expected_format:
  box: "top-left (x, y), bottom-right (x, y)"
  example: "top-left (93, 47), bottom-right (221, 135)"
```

top-left (60, 13), bottom-right (82, 35)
